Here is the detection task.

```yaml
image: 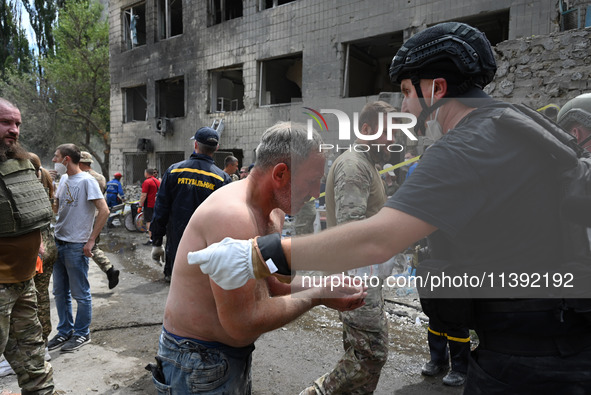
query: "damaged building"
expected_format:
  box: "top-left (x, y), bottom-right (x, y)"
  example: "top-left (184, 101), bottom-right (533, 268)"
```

top-left (108, 0), bottom-right (589, 183)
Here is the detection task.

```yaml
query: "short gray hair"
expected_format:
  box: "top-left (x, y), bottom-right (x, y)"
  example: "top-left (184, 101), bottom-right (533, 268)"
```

top-left (255, 121), bottom-right (323, 170)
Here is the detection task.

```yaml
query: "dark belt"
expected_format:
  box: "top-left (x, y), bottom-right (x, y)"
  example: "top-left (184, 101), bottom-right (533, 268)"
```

top-left (54, 238), bottom-right (71, 245)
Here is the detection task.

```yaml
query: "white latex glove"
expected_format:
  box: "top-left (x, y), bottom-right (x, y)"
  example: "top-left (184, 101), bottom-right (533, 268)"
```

top-left (151, 245), bottom-right (165, 265)
top-left (187, 237), bottom-right (255, 290)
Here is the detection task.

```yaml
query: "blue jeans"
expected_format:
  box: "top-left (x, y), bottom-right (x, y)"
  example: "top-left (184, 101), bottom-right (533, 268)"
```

top-left (53, 240), bottom-right (92, 337)
top-left (152, 327), bottom-right (254, 394)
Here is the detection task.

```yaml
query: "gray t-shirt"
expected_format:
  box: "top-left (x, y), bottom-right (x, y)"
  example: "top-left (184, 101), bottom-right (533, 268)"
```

top-left (55, 171), bottom-right (104, 243)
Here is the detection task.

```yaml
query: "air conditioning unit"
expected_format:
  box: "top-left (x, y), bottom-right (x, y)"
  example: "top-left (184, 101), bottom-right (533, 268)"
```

top-left (155, 117), bottom-right (172, 136)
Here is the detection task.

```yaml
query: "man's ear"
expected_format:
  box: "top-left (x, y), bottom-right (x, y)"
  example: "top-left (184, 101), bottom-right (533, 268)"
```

top-left (271, 163), bottom-right (290, 187)
top-left (360, 123), bottom-right (372, 136)
top-left (433, 78), bottom-right (448, 99)
top-left (571, 127), bottom-right (582, 142)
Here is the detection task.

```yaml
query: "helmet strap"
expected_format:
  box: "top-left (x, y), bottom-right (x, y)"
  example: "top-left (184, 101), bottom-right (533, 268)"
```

top-left (411, 75), bottom-right (448, 135)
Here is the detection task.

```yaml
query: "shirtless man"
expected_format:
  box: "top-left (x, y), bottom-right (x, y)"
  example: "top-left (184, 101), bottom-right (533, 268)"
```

top-left (148, 122), bottom-right (366, 394)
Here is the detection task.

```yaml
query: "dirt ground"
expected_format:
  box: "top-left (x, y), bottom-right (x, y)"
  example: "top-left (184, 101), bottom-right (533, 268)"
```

top-left (1, 226), bottom-right (464, 394)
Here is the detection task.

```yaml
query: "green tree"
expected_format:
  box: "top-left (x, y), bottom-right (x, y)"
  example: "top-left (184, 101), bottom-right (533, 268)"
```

top-left (43, 0), bottom-right (110, 175)
top-left (0, 70), bottom-right (56, 159)
top-left (0, 0), bottom-right (33, 79)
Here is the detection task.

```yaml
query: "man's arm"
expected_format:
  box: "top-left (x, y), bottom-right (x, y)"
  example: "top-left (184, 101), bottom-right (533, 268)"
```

top-left (190, 207), bottom-right (437, 290)
top-left (138, 192), bottom-right (147, 208)
top-left (210, 275), bottom-right (365, 344)
top-left (84, 198), bottom-right (109, 257)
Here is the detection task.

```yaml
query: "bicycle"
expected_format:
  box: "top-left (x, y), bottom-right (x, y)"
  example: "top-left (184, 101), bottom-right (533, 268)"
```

top-left (108, 200), bottom-right (145, 232)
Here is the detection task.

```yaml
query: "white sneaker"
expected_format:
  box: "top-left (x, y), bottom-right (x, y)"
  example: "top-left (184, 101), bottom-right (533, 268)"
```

top-left (0, 357), bottom-right (15, 377)
top-left (44, 347), bottom-right (51, 361)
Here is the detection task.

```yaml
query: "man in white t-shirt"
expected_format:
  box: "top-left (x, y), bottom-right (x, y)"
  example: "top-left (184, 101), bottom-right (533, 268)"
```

top-left (48, 144), bottom-right (109, 353)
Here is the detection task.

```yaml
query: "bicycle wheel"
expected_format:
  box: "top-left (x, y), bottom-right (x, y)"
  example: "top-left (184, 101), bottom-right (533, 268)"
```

top-left (123, 212), bottom-right (137, 232)
top-left (135, 212), bottom-right (147, 232)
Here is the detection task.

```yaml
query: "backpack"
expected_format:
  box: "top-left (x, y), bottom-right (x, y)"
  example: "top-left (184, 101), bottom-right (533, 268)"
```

top-left (417, 102), bottom-right (591, 329)
top-left (501, 103), bottom-right (591, 308)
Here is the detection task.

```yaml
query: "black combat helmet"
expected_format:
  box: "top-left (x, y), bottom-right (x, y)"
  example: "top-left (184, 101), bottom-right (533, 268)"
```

top-left (389, 22), bottom-right (497, 89)
top-left (388, 22), bottom-right (497, 134)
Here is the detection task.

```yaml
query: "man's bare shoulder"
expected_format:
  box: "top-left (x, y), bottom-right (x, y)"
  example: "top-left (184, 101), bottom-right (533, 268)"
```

top-left (189, 181), bottom-right (259, 244)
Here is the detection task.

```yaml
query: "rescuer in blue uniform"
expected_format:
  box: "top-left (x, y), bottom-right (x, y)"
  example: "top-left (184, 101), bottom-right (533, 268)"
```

top-left (150, 127), bottom-right (231, 281)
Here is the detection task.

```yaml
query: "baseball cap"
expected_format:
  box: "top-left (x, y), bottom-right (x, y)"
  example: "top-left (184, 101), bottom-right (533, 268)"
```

top-left (383, 163), bottom-right (395, 176)
top-left (80, 151), bottom-right (93, 164)
top-left (114, 172), bottom-right (123, 178)
top-left (191, 127), bottom-right (219, 146)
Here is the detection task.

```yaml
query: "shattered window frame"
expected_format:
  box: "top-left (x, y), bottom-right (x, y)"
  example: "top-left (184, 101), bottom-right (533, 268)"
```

top-left (210, 67), bottom-right (245, 113)
top-left (208, 0), bottom-right (243, 26)
top-left (122, 2), bottom-right (147, 51)
top-left (258, 53), bottom-right (303, 107)
top-left (123, 85), bottom-right (148, 123)
top-left (158, 0), bottom-right (183, 40)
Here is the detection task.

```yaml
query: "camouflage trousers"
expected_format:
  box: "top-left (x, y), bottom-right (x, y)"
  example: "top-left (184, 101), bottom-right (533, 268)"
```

top-left (92, 235), bottom-right (112, 273)
top-left (0, 279), bottom-right (55, 395)
top-left (33, 226), bottom-right (58, 343)
top-left (313, 284), bottom-right (389, 395)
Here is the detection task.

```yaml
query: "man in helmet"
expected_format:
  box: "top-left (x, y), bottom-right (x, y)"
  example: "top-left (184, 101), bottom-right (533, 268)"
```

top-left (190, 22), bottom-right (591, 393)
top-left (557, 93), bottom-right (591, 152)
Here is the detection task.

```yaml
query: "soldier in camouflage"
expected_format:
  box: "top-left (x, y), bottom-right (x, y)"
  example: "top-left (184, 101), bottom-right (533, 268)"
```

top-left (301, 101), bottom-right (397, 395)
top-left (0, 98), bottom-right (55, 393)
top-left (79, 151), bottom-right (120, 289)
top-left (28, 152), bottom-right (59, 347)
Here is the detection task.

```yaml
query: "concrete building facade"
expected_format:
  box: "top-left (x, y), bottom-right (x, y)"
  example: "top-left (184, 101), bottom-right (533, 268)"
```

top-left (109, 0), bottom-right (578, 183)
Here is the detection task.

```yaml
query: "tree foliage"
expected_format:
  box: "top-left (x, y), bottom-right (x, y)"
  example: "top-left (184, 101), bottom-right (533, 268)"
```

top-left (43, 0), bottom-right (110, 175)
top-left (0, 70), bottom-right (56, 157)
top-left (0, 0), bottom-right (33, 79)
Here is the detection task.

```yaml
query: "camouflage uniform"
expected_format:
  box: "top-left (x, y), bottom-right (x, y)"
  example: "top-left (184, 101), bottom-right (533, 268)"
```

top-left (85, 168), bottom-right (113, 274)
top-left (33, 225), bottom-right (58, 342)
top-left (294, 200), bottom-right (317, 235)
top-left (312, 149), bottom-right (389, 394)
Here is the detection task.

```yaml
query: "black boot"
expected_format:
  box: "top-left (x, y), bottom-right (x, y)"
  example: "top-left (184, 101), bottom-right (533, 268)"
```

top-left (106, 267), bottom-right (120, 289)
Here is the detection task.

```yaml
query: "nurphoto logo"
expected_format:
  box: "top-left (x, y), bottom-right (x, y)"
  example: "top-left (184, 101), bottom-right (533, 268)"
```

top-left (303, 107), bottom-right (418, 153)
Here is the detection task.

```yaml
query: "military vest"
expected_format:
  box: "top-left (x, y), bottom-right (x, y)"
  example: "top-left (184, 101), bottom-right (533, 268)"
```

top-left (0, 159), bottom-right (52, 237)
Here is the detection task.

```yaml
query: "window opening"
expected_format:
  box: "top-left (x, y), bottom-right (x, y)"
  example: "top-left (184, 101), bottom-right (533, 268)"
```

top-left (260, 0), bottom-right (296, 10)
top-left (211, 68), bottom-right (244, 112)
top-left (123, 3), bottom-right (146, 50)
top-left (259, 54), bottom-right (302, 106)
top-left (156, 77), bottom-right (185, 118)
top-left (209, 0), bottom-right (243, 26)
top-left (159, 0), bottom-right (183, 40)
top-left (124, 85), bottom-right (147, 122)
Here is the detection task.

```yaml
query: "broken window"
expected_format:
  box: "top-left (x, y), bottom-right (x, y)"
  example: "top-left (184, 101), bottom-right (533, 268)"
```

top-left (211, 67), bottom-right (244, 112)
top-left (259, 0), bottom-right (296, 10)
top-left (123, 3), bottom-right (146, 50)
top-left (343, 32), bottom-right (403, 98)
top-left (124, 153), bottom-right (148, 184)
top-left (158, 0), bottom-right (183, 40)
top-left (123, 85), bottom-right (147, 123)
top-left (156, 77), bottom-right (185, 118)
top-left (259, 54), bottom-right (302, 106)
top-left (157, 151), bottom-right (185, 175)
top-left (208, 0), bottom-right (243, 26)
top-left (451, 10), bottom-right (509, 45)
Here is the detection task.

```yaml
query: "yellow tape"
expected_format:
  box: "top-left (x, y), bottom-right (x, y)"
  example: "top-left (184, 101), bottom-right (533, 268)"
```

top-left (310, 156), bottom-right (420, 200)
top-left (428, 327), bottom-right (470, 342)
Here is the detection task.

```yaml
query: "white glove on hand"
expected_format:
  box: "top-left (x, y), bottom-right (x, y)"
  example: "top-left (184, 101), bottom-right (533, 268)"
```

top-left (151, 246), bottom-right (165, 265)
top-left (187, 237), bottom-right (255, 290)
